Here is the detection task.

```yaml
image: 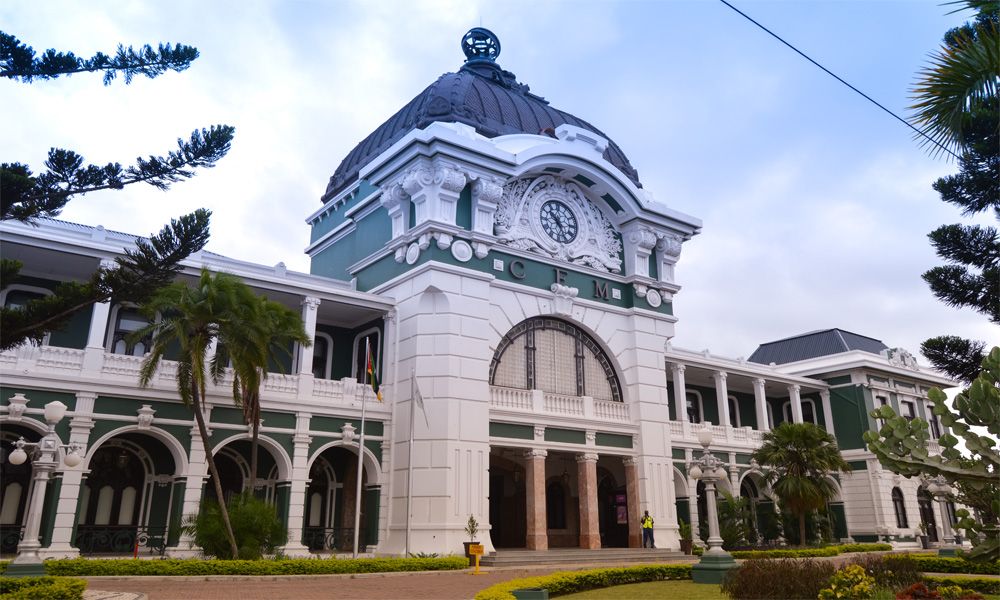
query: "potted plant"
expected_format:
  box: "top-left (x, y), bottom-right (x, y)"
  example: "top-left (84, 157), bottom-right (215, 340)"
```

top-left (463, 514), bottom-right (480, 566)
top-left (917, 522), bottom-right (930, 549)
top-left (678, 521), bottom-right (694, 555)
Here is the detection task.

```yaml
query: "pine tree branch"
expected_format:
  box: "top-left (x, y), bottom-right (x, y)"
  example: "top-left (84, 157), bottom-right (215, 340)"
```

top-left (0, 210), bottom-right (212, 351)
top-left (921, 335), bottom-right (987, 383)
top-left (1, 126), bottom-right (234, 223)
top-left (922, 264), bottom-right (1000, 321)
top-left (928, 223), bottom-right (1000, 270)
top-left (1, 32), bottom-right (198, 84)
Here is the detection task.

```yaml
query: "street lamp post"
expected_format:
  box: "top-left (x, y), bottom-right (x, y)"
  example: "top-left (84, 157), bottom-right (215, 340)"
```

top-left (926, 475), bottom-right (957, 556)
top-left (6, 400), bottom-right (85, 577)
top-left (689, 428), bottom-right (738, 584)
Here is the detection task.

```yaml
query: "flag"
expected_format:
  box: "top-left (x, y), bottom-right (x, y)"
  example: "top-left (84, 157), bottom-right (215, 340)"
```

top-left (366, 338), bottom-right (382, 401)
top-left (411, 369), bottom-right (429, 427)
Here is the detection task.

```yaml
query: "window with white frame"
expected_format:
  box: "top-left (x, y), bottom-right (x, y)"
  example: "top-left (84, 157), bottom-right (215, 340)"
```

top-left (782, 399), bottom-right (817, 425)
top-left (686, 391), bottom-right (704, 423)
top-left (107, 305), bottom-right (151, 356)
top-left (927, 405), bottom-right (942, 438)
top-left (312, 332), bottom-right (334, 380)
top-left (900, 400), bottom-right (916, 421)
top-left (891, 487), bottom-right (908, 528)
top-left (727, 395), bottom-right (741, 428)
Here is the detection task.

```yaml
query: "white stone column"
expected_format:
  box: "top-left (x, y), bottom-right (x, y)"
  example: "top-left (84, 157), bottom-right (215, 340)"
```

top-left (820, 390), bottom-right (835, 436)
top-left (170, 424), bottom-right (209, 556)
top-left (714, 371), bottom-right (730, 428)
top-left (282, 413), bottom-right (312, 555)
top-left (298, 297), bottom-right (321, 375)
top-left (788, 384), bottom-right (803, 424)
top-left (577, 452), bottom-right (600, 549)
top-left (39, 393), bottom-right (96, 557)
top-left (753, 378), bottom-right (770, 432)
top-left (671, 364), bottom-right (688, 423)
top-left (81, 259), bottom-right (116, 371)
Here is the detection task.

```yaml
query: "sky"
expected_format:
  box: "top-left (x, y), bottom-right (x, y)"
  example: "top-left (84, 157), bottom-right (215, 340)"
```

top-left (2, 0), bottom-right (996, 364)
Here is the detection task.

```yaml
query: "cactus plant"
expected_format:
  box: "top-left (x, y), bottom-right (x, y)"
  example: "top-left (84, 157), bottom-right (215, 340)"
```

top-left (863, 347), bottom-right (999, 561)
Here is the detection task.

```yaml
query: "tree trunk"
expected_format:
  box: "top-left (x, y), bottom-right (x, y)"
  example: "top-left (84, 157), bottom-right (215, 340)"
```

top-left (249, 398), bottom-right (259, 493)
top-left (193, 384), bottom-right (240, 559)
top-left (798, 512), bottom-right (807, 547)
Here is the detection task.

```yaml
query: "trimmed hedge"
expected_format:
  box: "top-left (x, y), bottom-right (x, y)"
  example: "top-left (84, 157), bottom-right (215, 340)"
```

top-left (474, 565), bottom-right (693, 600)
top-left (731, 547), bottom-right (840, 559)
top-left (45, 556), bottom-right (469, 576)
top-left (729, 543), bottom-right (891, 559)
top-left (0, 561), bottom-right (7, 574)
top-left (911, 556), bottom-right (1000, 575)
top-left (925, 575), bottom-right (1000, 595)
top-left (0, 576), bottom-right (87, 600)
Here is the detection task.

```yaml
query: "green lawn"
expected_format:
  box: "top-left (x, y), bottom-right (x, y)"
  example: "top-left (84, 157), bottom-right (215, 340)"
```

top-left (557, 580), bottom-right (725, 599)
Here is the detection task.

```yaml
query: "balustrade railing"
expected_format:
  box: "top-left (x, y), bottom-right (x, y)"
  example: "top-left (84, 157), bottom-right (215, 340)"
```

top-left (101, 353), bottom-right (144, 377)
top-left (543, 393), bottom-right (584, 415)
top-left (75, 525), bottom-right (167, 556)
top-left (302, 527), bottom-right (364, 552)
top-left (490, 387), bottom-right (533, 410)
top-left (36, 346), bottom-right (85, 371)
top-left (593, 400), bottom-right (629, 422)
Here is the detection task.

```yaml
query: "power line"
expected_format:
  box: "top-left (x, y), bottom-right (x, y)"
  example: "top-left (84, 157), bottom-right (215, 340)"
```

top-left (717, 0), bottom-right (961, 161)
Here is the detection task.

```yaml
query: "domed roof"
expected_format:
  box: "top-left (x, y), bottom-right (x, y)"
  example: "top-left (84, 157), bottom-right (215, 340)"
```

top-left (322, 29), bottom-right (641, 202)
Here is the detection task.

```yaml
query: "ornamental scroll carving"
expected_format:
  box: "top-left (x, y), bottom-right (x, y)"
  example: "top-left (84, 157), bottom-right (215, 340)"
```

top-left (494, 176), bottom-right (622, 273)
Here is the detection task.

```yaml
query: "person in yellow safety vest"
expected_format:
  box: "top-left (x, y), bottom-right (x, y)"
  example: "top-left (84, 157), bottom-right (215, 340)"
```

top-left (641, 510), bottom-right (655, 548)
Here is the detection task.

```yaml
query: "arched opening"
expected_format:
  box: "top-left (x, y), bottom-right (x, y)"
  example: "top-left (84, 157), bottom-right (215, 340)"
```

top-left (490, 317), bottom-right (623, 403)
top-left (488, 449), bottom-right (526, 549)
top-left (892, 487), bottom-right (908, 529)
top-left (76, 433), bottom-right (177, 555)
top-left (0, 423), bottom-right (43, 553)
top-left (918, 487), bottom-right (938, 543)
top-left (303, 445), bottom-right (379, 552)
top-left (596, 462), bottom-right (629, 548)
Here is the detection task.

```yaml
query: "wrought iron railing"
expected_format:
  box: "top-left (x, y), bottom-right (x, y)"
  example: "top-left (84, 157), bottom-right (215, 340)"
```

top-left (0, 526), bottom-right (24, 554)
top-left (75, 525), bottom-right (167, 556)
top-left (302, 527), bottom-right (365, 552)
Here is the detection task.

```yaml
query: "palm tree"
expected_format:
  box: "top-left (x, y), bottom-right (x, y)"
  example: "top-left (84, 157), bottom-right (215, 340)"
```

top-left (751, 422), bottom-right (851, 546)
top-left (226, 296), bottom-right (310, 491)
top-left (910, 1), bottom-right (998, 155)
top-left (135, 268), bottom-right (257, 558)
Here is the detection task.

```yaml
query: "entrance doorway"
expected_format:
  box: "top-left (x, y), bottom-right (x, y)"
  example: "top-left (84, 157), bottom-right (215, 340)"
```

top-left (918, 488), bottom-right (938, 543)
top-left (488, 450), bottom-right (525, 548)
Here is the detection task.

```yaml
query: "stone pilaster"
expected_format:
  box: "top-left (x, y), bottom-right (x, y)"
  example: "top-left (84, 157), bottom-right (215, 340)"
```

top-left (282, 413), bottom-right (312, 555)
top-left (623, 457), bottom-right (642, 548)
top-left (524, 449), bottom-right (548, 550)
top-left (714, 371), bottom-right (730, 428)
top-left (753, 378), bottom-right (769, 432)
top-left (789, 384), bottom-right (803, 424)
top-left (577, 452), bottom-right (600, 549)
top-left (671, 364), bottom-right (688, 423)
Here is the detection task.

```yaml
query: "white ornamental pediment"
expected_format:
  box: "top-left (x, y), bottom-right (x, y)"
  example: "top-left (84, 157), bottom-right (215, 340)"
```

top-left (493, 175), bottom-right (622, 273)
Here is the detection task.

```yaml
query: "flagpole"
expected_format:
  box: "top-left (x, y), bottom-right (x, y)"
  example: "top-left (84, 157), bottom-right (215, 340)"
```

top-left (352, 340), bottom-right (370, 558)
top-left (405, 368), bottom-right (416, 557)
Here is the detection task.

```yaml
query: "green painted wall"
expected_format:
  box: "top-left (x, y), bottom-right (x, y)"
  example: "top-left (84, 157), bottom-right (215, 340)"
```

top-left (316, 318), bottom-right (384, 381)
top-left (261, 410), bottom-right (296, 430)
top-left (595, 432), bottom-right (632, 448)
top-left (848, 460), bottom-right (868, 471)
top-left (365, 487), bottom-right (380, 546)
top-left (830, 385), bottom-right (870, 450)
top-left (309, 180), bottom-right (379, 244)
top-left (93, 396), bottom-right (191, 421)
top-left (353, 245), bottom-right (672, 316)
top-left (672, 448), bottom-right (686, 460)
top-left (455, 185), bottom-right (472, 230)
top-left (40, 474), bottom-right (62, 547)
top-left (8, 276), bottom-right (91, 349)
top-left (824, 375), bottom-right (853, 386)
top-left (545, 427), bottom-right (586, 444)
top-left (489, 422), bottom-right (533, 440)
top-left (310, 194), bottom-right (392, 281)
top-left (167, 481), bottom-right (186, 547)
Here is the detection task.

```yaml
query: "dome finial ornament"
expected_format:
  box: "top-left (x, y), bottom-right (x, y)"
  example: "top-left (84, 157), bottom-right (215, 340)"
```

top-left (462, 28), bottom-right (500, 63)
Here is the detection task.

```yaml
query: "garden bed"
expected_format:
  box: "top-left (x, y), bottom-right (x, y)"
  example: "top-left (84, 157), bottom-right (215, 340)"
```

top-left (44, 556), bottom-right (468, 576)
top-left (0, 576), bottom-right (88, 600)
top-left (475, 565), bottom-right (693, 600)
top-left (729, 543), bottom-right (891, 559)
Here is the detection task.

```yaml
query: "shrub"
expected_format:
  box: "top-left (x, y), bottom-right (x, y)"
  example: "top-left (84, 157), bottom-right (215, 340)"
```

top-left (44, 556), bottom-right (468, 576)
top-left (183, 492), bottom-right (287, 559)
top-left (849, 553), bottom-right (922, 589)
top-left (897, 583), bottom-right (942, 599)
top-left (839, 543), bottom-right (893, 553)
top-left (924, 577), bottom-right (1000, 595)
top-left (933, 585), bottom-right (984, 600)
top-left (721, 558), bottom-right (836, 600)
top-left (0, 576), bottom-right (87, 600)
top-left (474, 565), bottom-right (692, 600)
top-left (730, 546), bottom-right (840, 559)
top-left (819, 565), bottom-right (877, 600)
top-left (911, 556), bottom-right (1000, 575)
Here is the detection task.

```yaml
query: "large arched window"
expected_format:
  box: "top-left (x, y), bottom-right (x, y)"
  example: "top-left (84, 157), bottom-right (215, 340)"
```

top-left (490, 318), bottom-right (622, 402)
top-left (892, 487), bottom-right (908, 528)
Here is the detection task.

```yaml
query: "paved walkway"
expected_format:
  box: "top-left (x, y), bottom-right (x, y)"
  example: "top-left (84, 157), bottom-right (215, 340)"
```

top-left (84, 567), bottom-right (562, 600)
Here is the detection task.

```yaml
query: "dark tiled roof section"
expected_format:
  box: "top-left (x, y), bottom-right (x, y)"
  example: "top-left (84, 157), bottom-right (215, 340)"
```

top-left (322, 66), bottom-right (641, 202)
top-left (747, 328), bottom-right (888, 365)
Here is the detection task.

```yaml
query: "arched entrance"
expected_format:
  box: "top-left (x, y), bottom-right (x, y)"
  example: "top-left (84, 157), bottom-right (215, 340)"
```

top-left (0, 423), bottom-right (43, 554)
top-left (488, 449), bottom-right (526, 549)
top-left (918, 487), bottom-right (939, 543)
top-left (596, 460), bottom-right (629, 548)
top-left (304, 444), bottom-right (380, 552)
top-left (76, 432), bottom-right (177, 555)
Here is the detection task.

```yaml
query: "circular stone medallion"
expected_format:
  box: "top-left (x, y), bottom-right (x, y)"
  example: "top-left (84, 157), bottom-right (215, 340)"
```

top-left (451, 240), bottom-right (473, 263)
top-left (645, 288), bottom-right (662, 308)
top-left (405, 243), bottom-right (421, 265)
